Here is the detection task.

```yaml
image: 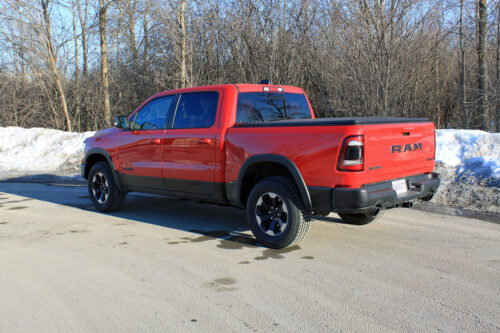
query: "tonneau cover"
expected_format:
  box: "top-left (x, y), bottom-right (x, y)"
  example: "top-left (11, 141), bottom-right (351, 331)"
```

top-left (234, 117), bottom-right (430, 127)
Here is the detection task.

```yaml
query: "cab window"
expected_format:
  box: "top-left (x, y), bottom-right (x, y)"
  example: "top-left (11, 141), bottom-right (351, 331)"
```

top-left (131, 95), bottom-right (175, 130)
top-left (172, 92), bottom-right (218, 129)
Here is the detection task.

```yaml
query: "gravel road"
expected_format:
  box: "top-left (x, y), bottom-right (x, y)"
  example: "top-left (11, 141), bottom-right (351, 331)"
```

top-left (0, 182), bottom-right (499, 332)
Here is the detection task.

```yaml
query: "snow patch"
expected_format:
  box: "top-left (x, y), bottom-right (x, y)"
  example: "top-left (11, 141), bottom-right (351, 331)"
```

top-left (0, 127), bottom-right (95, 180)
top-left (436, 129), bottom-right (500, 180)
top-left (433, 129), bottom-right (499, 213)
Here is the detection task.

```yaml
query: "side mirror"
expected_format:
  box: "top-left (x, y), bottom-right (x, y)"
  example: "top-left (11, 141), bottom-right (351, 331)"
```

top-left (114, 115), bottom-right (129, 129)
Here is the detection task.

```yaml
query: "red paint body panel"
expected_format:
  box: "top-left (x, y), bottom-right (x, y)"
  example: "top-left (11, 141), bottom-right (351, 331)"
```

top-left (360, 123), bottom-right (435, 186)
top-left (225, 126), bottom-right (355, 187)
top-left (116, 129), bottom-right (165, 178)
top-left (85, 127), bottom-right (120, 169)
top-left (84, 83), bottom-right (436, 200)
top-left (162, 128), bottom-right (217, 190)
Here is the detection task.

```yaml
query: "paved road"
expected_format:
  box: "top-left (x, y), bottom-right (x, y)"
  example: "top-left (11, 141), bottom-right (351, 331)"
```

top-left (0, 182), bottom-right (499, 332)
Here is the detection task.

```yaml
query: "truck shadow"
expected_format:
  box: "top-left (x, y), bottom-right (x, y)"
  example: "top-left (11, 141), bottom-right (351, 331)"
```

top-left (312, 215), bottom-right (344, 224)
top-left (108, 191), bottom-right (258, 247)
top-left (0, 181), bottom-right (255, 247)
top-left (0, 180), bottom-right (344, 249)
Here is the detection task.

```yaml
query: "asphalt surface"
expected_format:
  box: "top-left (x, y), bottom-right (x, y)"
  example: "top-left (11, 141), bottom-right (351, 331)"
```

top-left (0, 182), bottom-right (499, 332)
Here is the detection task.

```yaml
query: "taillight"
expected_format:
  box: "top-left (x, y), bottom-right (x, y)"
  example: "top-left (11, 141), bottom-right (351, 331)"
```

top-left (338, 135), bottom-right (364, 171)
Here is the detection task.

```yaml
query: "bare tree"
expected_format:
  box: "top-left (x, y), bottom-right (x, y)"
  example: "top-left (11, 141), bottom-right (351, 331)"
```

top-left (99, 0), bottom-right (117, 126)
top-left (459, 0), bottom-right (468, 129)
top-left (477, 0), bottom-right (489, 131)
top-left (497, 1), bottom-right (500, 132)
top-left (0, 0), bottom-right (498, 132)
top-left (127, 0), bottom-right (139, 69)
top-left (72, 0), bottom-right (81, 130)
top-left (142, 0), bottom-right (152, 70)
top-left (42, 0), bottom-right (72, 131)
top-left (179, 0), bottom-right (187, 88)
top-left (76, 0), bottom-right (90, 130)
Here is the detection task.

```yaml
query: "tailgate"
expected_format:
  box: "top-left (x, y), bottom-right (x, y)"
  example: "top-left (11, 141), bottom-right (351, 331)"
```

top-left (362, 122), bottom-right (435, 183)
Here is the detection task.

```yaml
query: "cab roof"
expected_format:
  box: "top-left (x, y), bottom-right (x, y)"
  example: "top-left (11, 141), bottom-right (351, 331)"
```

top-left (149, 83), bottom-right (305, 98)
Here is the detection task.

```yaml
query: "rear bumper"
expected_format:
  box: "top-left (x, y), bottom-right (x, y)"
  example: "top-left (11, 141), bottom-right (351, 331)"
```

top-left (309, 172), bottom-right (440, 213)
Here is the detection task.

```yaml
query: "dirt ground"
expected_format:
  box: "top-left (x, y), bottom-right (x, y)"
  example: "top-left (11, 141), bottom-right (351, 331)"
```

top-left (0, 183), bottom-right (499, 332)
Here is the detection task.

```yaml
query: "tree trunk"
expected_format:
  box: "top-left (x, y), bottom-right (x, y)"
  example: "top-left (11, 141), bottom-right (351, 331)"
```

top-left (77, 0), bottom-right (89, 131)
top-left (127, 0), bottom-right (138, 69)
top-left (72, 0), bottom-right (81, 131)
top-left (12, 89), bottom-right (17, 127)
top-left (41, 0), bottom-right (72, 131)
top-left (99, 0), bottom-right (112, 127)
top-left (179, 0), bottom-right (187, 88)
top-left (142, 0), bottom-right (151, 96)
top-left (117, 0), bottom-right (122, 64)
top-left (477, 0), bottom-right (489, 131)
top-left (143, 0), bottom-right (150, 70)
top-left (497, 2), bottom-right (500, 132)
top-left (116, 0), bottom-right (123, 103)
top-left (460, 0), bottom-right (468, 129)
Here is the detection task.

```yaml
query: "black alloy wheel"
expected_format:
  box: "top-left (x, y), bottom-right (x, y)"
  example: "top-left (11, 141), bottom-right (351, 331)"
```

top-left (88, 161), bottom-right (126, 212)
top-left (255, 192), bottom-right (289, 237)
top-left (91, 172), bottom-right (110, 204)
top-left (246, 177), bottom-right (311, 249)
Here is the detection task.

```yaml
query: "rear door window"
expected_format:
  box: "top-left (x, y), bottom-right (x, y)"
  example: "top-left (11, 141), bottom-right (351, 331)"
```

top-left (236, 92), bottom-right (312, 124)
top-left (172, 92), bottom-right (219, 129)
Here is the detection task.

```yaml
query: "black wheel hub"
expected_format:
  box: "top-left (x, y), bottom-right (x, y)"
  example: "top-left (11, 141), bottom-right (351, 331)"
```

top-left (255, 192), bottom-right (288, 236)
top-left (91, 172), bottom-right (109, 204)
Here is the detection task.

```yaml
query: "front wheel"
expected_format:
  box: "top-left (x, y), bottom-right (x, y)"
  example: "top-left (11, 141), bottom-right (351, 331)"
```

top-left (338, 209), bottom-right (384, 225)
top-left (246, 177), bottom-right (311, 249)
top-left (88, 161), bottom-right (126, 212)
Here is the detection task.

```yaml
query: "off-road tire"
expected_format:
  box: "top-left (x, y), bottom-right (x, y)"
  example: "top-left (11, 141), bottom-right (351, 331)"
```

top-left (246, 177), bottom-right (311, 249)
top-left (338, 209), bottom-right (384, 225)
top-left (88, 161), bottom-right (126, 212)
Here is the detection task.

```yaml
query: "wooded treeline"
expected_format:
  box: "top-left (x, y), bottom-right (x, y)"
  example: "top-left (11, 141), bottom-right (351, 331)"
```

top-left (0, 0), bottom-right (499, 132)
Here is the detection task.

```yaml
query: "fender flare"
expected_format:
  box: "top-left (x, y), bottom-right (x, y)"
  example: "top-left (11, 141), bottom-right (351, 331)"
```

top-left (83, 148), bottom-right (122, 190)
top-left (229, 154), bottom-right (312, 209)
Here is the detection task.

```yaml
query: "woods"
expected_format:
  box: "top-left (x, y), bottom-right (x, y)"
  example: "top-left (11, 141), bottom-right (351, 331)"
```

top-left (0, 0), bottom-right (499, 132)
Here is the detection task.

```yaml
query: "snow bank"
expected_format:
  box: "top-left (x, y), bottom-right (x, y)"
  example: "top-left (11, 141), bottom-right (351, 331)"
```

top-left (431, 129), bottom-right (499, 214)
top-left (436, 130), bottom-right (500, 185)
top-left (0, 127), bottom-right (95, 181)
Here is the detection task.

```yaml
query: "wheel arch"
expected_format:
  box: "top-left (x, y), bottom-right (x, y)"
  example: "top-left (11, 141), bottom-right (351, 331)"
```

top-left (83, 148), bottom-right (122, 190)
top-left (228, 154), bottom-right (312, 210)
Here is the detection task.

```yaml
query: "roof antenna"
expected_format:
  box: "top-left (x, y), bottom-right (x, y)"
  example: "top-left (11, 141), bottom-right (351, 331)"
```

top-left (259, 79), bottom-right (270, 85)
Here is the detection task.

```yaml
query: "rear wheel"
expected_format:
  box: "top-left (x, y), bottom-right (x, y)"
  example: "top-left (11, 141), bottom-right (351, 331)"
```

top-left (338, 209), bottom-right (383, 225)
top-left (246, 177), bottom-right (310, 249)
top-left (88, 161), bottom-right (126, 212)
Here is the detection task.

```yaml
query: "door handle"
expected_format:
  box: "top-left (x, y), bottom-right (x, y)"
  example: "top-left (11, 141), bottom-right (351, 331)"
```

top-left (149, 138), bottom-right (161, 144)
top-left (196, 138), bottom-right (213, 145)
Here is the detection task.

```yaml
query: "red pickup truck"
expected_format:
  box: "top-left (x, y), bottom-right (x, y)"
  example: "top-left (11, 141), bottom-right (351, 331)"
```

top-left (82, 84), bottom-right (440, 248)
